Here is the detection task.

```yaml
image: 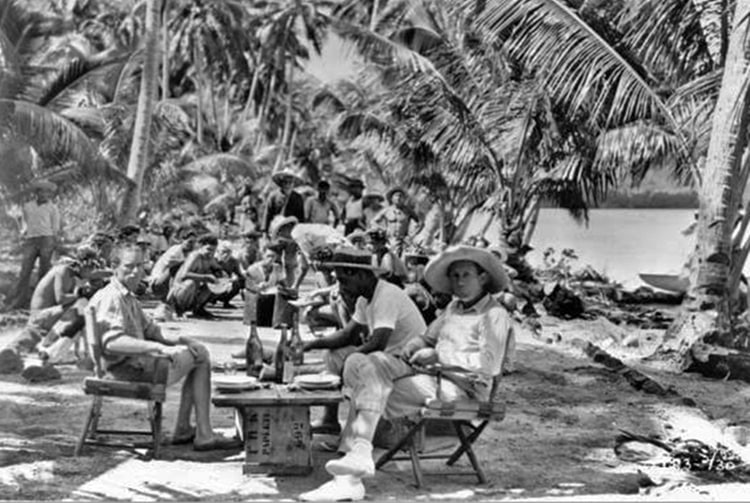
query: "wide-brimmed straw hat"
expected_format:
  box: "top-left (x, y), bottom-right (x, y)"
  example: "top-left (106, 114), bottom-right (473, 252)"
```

top-left (346, 229), bottom-right (367, 243)
top-left (424, 245), bottom-right (510, 295)
top-left (271, 168), bottom-right (302, 185)
top-left (269, 215), bottom-right (298, 240)
top-left (386, 187), bottom-right (406, 203)
top-left (31, 179), bottom-right (57, 191)
top-left (316, 246), bottom-right (386, 275)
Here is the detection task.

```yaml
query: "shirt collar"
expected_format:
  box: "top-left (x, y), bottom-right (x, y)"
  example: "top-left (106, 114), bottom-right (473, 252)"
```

top-left (453, 293), bottom-right (493, 314)
top-left (110, 277), bottom-right (135, 298)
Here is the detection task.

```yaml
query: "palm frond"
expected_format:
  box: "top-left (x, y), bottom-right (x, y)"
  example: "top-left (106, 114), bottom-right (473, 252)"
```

top-left (1, 98), bottom-right (104, 169)
top-left (182, 153), bottom-right (258, 180)
top-left (470, 0), bottom-right (684, 132)
top-left (34, 56), bottom-right (128, 107)
top-left (328, 16), bottom-right (448, 80)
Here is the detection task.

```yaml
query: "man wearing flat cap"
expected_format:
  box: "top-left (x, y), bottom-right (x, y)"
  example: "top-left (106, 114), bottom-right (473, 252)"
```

top-left (12, 179), bottom-right (62, 309)
top-left (300, 245), bottom-right (515, 502)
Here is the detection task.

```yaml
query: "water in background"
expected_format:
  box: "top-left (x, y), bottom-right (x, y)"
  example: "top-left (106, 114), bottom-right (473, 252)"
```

top-left (527, 209), bottom-right (697, 289)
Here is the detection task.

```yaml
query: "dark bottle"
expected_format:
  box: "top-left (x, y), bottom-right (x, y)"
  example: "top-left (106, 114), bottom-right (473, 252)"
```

top-left (274, 324), bottom-right (292, 383)
top-left (245, 321), bottom-right (264, 378)
top-left (289, 312), bottom-right (304, 366)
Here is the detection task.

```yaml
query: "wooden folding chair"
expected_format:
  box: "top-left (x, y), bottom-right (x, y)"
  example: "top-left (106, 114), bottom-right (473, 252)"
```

top-left (375, 365), bottom-right (506, 488)
top-left (74, 305), bottom-right (170, 458)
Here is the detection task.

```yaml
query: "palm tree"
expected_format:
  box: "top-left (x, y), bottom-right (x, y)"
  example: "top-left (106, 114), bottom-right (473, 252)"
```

top-left (120, 0), bottom-right (162, 223)
top-left (0, 0), bottom-right (132, 200)
top-left (463, 0), bottom-right (750, 373)
top-left (251, 0), bottom-right (334, 171)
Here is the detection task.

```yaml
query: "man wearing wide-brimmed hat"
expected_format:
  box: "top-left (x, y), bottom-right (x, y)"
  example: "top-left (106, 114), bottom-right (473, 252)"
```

top-left (371, 187), bottom-right (420, 256)
top-left (300, 247), bottom-right (426, 447)
top-left (262, 168), bottom-right (305, 235)
top-left (299, 245), bottom-right (515, 502)
top-left (11, 179), bottom-right (62, 309)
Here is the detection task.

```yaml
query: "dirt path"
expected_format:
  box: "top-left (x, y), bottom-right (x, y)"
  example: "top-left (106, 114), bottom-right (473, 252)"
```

top-left (1, 301), bottom-right (749, 501)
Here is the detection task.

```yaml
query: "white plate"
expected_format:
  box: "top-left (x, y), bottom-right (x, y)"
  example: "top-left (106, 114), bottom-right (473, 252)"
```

top-left (294, 373), bottom-right (340, 387)
top-left (214, 375), bottom-right (258, 387)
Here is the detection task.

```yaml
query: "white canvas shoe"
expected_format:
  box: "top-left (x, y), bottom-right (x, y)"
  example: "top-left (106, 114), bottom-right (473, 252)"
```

top-left (299, 476), bottom-right (365, 502)
top-left (325, 439), bottom-right (375, 478)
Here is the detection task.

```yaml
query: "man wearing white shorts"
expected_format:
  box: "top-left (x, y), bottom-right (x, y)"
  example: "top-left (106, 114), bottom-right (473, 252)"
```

top-left (89, 243), bottom-right (239, 451)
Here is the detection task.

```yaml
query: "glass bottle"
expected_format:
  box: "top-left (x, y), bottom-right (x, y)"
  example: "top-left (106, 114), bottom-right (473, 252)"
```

top-left (245, 321), bottom-right (264, 378)
top-left (274, 324), bottom-right (293, 383)
top-left (289, 311), bottom-right (304, 366)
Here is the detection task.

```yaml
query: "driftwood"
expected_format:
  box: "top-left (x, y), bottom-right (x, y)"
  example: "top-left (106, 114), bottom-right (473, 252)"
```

top-left (687, 343), bottom-right (750, 384)
top-left (578, 341), bottom-right (696, 406)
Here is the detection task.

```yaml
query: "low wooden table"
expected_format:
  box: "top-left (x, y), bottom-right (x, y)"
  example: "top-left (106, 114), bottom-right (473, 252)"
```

top-left (212, 384), bottom-right (343, 475)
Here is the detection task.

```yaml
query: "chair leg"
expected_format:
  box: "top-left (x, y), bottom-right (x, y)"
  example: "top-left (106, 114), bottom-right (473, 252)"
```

top-left (89, 396), bottom-right (102, 437)
top-left (375, 420), bottom-right (424, 469)
top-left (452, 421), bottom-right (487, 484)
top-left (407, 436), bottom-right (425, 488)
top-left (150, 401), bottom-right (163, 459)
top-left (446, 420), bottom-right (488, 465)
top-left (74, 397), bottom-right (99, 456)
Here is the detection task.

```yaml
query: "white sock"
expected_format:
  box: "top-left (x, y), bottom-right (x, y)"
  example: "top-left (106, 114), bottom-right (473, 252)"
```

top-left (349, 438), bottom-right (373, 456)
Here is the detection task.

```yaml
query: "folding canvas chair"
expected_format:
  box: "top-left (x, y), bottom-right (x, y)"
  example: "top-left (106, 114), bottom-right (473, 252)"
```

top-left (375, 365), bottom-right (506, 488)
top-left (74, 305), bottom-right (170, 458)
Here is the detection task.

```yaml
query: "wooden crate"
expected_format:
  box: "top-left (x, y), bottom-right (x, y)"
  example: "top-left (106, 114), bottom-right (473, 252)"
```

top-left (240, 405), bottom-right (312, 475)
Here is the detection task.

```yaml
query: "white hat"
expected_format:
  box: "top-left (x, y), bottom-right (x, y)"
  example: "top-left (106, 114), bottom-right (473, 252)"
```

top-left (269, 215), bottom-right (298, 240)
top-left (31, 179), bottom-right (56, 191)
top-left (424, 245), bottom-right (510, 294)
top-left (271, 168), bottom-right (302, 185)
top-left (316, 246), bottom-right (387, 275)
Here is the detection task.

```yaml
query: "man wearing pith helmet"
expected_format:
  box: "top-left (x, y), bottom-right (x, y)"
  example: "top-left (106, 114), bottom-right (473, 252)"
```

top-left (300, 245), bottom-right (515, 502)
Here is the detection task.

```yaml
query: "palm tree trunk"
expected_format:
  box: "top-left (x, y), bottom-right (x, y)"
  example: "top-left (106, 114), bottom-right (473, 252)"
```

top-left (662, 0), bottom-right (750, 371)
top-left (370, 0), bottom-right (380, 31)
top-left (121, 0), bottom-right (162, 224)
top-left (255, 71), bottom-right (276, 152)
top-left (274, 58), bottom-right (295, 172)
top-left (161, 0), bottom-right (170, 99)
top-left (194, 44), bottom-right (204, 145)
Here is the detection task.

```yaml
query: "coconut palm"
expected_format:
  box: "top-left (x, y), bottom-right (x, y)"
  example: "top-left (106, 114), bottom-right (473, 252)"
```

top-left (0, 0), bottom-right (133, 200)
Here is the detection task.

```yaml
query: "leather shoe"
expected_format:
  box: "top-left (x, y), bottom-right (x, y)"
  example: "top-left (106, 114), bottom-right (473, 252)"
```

top-left (193, 434), bottom-right (241, 451)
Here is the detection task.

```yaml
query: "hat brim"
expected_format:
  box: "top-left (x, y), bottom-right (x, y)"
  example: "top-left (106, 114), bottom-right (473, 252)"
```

top-left (317, 261), bottom-right (387, 276)
top-left (424, 246), bottom-right (510, 295)
top-left (272, 170), bottom-right (302, 184)
top-left (31, 180), bottom-right (57, 191)
top-left (386, 188), bottom-right (406, 201)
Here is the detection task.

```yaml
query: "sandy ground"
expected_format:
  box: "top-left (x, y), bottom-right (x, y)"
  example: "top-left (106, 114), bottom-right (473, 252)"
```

top-left (1, 298), bottom-right (750, 501)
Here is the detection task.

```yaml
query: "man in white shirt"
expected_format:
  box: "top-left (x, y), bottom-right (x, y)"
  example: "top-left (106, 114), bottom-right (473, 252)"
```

top-left (12, 180), bottom-right (61, 309)
top-left (302, 248), bottom-right (426, 437)
top-left (300, 245), bottom-right (514, 502)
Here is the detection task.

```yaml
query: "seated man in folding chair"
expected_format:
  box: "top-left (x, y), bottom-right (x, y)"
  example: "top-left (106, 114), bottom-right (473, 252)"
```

top-left (300, 245), bottom-right (514, 502)
top-left (89, 242), bottom-right (240, 451)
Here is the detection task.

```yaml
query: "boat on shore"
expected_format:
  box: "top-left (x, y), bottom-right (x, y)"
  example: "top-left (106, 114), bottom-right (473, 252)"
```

top-left (638, 273), bottom-right (689, 294)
